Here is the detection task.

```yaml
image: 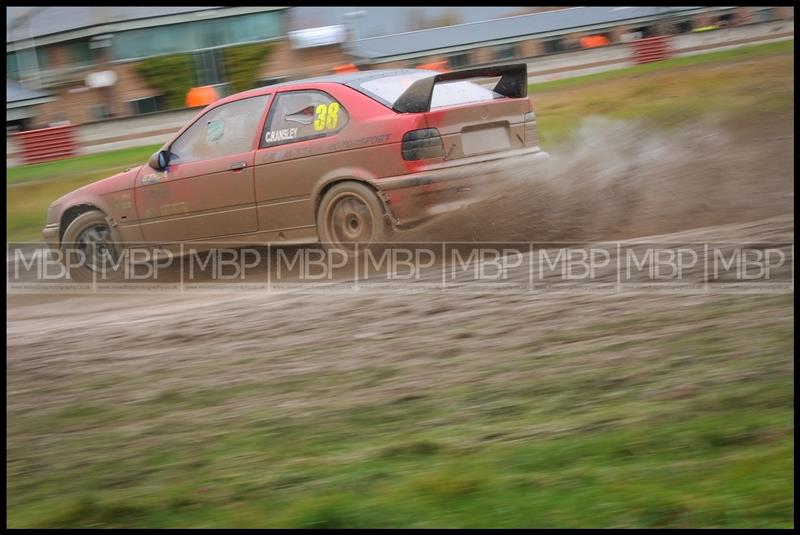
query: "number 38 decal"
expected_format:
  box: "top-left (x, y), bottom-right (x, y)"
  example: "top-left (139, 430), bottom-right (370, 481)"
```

top-left (313, 102), bottom-right (341, 132)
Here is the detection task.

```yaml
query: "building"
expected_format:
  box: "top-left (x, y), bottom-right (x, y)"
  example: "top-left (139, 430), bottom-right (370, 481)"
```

top-left (7, 7), bottom-right (287, 127)
top-left (259, 6), bottom-right (793, 83)
top-left (6, 78), bottom-right (54, 132)
top-left (6, 6), bottom-right (793, 130)
top-left (345, 6), bottom-right (791, 69)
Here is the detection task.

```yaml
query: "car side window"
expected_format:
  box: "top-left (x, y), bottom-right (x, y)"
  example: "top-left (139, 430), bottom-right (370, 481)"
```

top-left (261, 90), bottom-right (349, 148)
top-left (170, 96), bottom-right (269, 164)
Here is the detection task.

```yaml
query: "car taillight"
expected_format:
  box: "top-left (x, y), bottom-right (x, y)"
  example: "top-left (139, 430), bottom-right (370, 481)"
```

top-left (523, 111), bottom-right (539, 148)
top-left (402, 128), bottom-right (444, 161)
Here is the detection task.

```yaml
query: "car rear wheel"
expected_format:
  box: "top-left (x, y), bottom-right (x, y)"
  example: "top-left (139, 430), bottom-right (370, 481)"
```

top-left (61, 210), bottom-right (125, 282)
top-left (317, 182), bottom-right (391, 257)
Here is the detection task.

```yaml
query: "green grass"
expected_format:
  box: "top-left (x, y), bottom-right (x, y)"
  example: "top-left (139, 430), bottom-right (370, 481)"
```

top-left (6, 295), bottom-right (794, 527)
top-left (530, 40), bottom-right (794, 145)
top-left (4, 39), bottom-right (795, 241)
top-left (7, 144), bottom-right (161, 186)
top-left (6, 144), bottom-right (162, 240)
top-left (527, 39), bottom-right (794, 93)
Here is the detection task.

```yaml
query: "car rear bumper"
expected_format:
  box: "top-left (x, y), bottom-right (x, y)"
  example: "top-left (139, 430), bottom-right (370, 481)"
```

top-left (42, 223), bottom-right (60, 249)
top-left (370, 147), bottom-right (549, 227)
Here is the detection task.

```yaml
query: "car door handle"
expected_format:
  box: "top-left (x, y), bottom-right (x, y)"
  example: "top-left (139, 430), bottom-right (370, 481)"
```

top-left (229, 161), bottom-right (247, 171)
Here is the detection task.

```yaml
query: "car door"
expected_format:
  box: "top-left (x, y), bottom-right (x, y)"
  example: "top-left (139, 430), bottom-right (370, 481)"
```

top-left (135, 95), bottom-right (270, 244)
top-left (252, 89), bottom-right (353, 236)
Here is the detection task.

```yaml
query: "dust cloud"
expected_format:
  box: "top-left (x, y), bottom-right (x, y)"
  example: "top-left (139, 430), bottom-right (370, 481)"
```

top-left (401, 114), bottom-right (794, 243)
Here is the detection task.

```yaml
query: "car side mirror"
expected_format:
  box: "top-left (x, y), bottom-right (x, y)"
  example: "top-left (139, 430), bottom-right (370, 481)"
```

top-left (148, 150), bottom-right (170, 171)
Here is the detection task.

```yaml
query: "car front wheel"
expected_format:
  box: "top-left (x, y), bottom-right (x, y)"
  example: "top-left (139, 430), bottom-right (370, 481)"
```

top-left (60, 210), bottom-right (125, 282)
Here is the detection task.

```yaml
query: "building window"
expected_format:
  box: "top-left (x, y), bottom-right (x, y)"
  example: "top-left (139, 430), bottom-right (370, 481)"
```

top-left (448, 52), bottom-right (470, 69)
top-left (718, 13), bottom-right (734, 27)
top-left (753, 8), bottom-right (776, 23)
top-left (7, 53), bottom-right (19, 80)
top-left (493, 44), bottom-right (518, 62)
top-left (193, 49), bottom-right (227, 86)
top-left (111, 11), bottom-right (282, 61)
top-left (129, 95), bottom-right (166, 115)
top-left (673, 20), bottom-right (694, 34)
top-left (11, 48), bottom-right (47, 79)
top-left (67, 41), bottom-right (93, 65)
top-left (89, 104), bottom-right (112, 121)
top-left (632, 25), bottom-right (659, 38)
top-left (36, 46), bottom-right (56, 69)
top-left (7, 119), bottom-right (29, 134)
top-left (542, 38), bottom-right (566, 54)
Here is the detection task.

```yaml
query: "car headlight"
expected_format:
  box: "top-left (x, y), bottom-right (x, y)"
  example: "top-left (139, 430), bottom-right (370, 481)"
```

top-left (46, 203), bottom-right (61, 225)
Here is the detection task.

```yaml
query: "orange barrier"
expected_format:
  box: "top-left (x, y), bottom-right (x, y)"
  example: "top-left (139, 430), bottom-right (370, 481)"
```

top-left (334, 63), bottom-right (359, 74)
top-left (580, 34), bottom-right (610, 49)
top-left (15, 124), bottom-right (78, 164)
top-left (629, 36), bottom-right (672, 64)
top-left (418, 61), bottom-right (450, 73)
top-left (185, 85), bottom-right (219, 108)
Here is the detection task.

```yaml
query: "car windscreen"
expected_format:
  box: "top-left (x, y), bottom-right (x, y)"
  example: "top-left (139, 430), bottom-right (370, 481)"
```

top-left (355, 72), bottom-right (505, 110)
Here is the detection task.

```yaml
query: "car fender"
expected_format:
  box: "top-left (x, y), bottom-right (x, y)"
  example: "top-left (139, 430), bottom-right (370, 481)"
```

top-left (311, 166), bottom-right (397, 223)
top-left (52, 166), bottom-right (144, 243)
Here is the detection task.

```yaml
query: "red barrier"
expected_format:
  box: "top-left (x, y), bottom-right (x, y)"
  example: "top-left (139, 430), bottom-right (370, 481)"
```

top-left (14, 124), bottom-right (78, 164)
top-left (629, 36), bottom-right (672, 65)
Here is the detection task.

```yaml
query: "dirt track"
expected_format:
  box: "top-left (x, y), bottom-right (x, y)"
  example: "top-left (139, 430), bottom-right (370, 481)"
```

top-left (5, 109), bottom-right (795, 528)
top-left (6, 114), bottom-right (794, 414)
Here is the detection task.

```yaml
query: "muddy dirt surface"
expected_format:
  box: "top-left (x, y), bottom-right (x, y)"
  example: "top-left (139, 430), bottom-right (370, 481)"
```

top-left (6, 114), bottom-right (794, 415)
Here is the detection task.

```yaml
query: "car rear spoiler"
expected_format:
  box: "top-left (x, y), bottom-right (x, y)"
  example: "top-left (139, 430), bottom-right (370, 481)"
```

top-left (392, 63), bottom-right (528, 114)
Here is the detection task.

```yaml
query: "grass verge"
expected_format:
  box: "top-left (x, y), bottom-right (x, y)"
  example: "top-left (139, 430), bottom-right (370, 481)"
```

top-left (6, 294), bottom-right (794, 527)
top-left (527, 39), bottom-right (793, 93)
top-left (7, 144), bottom-right (161, 186)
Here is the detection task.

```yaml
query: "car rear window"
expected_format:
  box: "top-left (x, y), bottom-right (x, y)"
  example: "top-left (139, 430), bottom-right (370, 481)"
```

top-left (356, 72), bottom-right (504, 110)
top-left (431, 80), bottom-right (504, 109)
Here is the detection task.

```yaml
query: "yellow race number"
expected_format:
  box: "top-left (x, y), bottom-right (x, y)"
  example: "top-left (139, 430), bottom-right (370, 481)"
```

top-left (314, 102), bottom-right (341, 132)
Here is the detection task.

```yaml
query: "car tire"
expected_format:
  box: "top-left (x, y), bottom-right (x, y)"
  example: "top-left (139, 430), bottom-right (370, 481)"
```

top-left (60, 210), bottom-right (125, 283)
top-left (316, 182), bottom-right (391, 257)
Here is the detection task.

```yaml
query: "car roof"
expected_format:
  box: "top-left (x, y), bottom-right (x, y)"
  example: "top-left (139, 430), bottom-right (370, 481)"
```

top-left (215, 68), bottom-right (435, 105)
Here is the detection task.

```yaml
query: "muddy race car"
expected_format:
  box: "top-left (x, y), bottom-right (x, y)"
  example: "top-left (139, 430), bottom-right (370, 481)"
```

top-left (42, 64), bottom-right (548, 280)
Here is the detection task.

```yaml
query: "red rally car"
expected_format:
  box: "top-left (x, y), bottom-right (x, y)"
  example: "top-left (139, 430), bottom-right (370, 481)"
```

top-left (42, 64), bottom-right (548, 279)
